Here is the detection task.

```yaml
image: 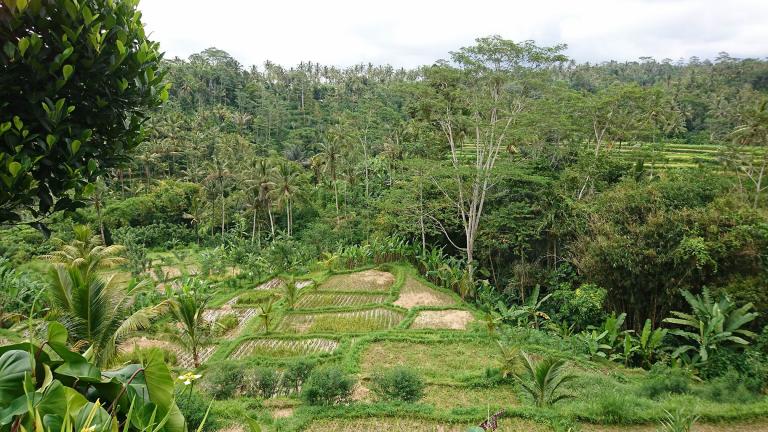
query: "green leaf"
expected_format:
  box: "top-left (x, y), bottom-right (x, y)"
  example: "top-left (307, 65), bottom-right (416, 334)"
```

top-left (46, 134), bottom-right (57, 147)
top-left (47, 322), bottom-right (68, 345)
top-left (70, 139), bottom-right (81, 155)
top-left (62, 64), bottom-right (74, 81)
top-left (12, 116), bottom-right (23, 131)
top-left (8, 162), bottom-right (21, 177)
top-left (17, 37), bottom-right (29, 56)
top-left (0, 350), bottom-right (33, 406)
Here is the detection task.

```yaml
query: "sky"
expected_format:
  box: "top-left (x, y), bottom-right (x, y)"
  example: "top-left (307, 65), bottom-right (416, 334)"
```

top-left (139, 0), bottom-right (768, 69)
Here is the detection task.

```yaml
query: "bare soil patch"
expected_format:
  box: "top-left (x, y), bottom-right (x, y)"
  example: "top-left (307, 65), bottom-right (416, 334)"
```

top-left (410, 310), bottom-right (474, 330)
top-left (271, 408), bottom-right (294, 419)
top-left (394, 277), bottom-right (455, 309)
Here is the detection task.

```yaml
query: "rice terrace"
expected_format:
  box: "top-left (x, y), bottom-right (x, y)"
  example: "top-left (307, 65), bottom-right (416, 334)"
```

top-left (2, 0), bottom-right (768, 432)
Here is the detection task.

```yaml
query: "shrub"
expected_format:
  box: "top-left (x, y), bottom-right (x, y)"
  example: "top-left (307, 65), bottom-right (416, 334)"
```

top-left (204, 362), bottom-right (245, 399)
top-left (548, 283), bottom-right (607, 330)
top-left (301, 365), bottom-right (355, 406)
top-left (700, 369), bottom-right (761, 403)
top-left (177, 390), bottom-right (219, 432)
top-left (370, 366), bottom-right (425, 402)
top-left (639, 365), bottom-right (691, 399)
top-left (246, 367), bottom-right (280, 398)
top-left (284, 359), bottom-right (317, 394)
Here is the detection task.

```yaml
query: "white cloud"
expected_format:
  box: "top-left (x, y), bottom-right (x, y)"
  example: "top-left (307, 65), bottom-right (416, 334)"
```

top-left (138, 0), bottom-right (768, 68)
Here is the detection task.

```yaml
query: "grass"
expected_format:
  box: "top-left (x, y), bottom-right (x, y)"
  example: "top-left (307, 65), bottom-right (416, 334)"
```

top-left (360, 340), bottom-right (501, 384)
top-left (420, 384), bottom-right (517, 410)
top-left (303, 417), bottom-right (550, 432)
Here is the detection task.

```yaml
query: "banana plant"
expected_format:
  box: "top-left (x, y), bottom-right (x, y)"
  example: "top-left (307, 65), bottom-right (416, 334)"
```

top-left (637, 318), bottom-right (667, 368)
top-left (664, 288), bottom-right (757, 365)
top-left (509, 285), bottom-right (552, 329)
top-left (576, 329), bottom-right (612, 359)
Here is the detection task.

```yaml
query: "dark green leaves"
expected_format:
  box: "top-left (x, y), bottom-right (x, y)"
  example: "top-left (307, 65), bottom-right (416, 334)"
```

top-left (0, 350), bottom-right (32, 406)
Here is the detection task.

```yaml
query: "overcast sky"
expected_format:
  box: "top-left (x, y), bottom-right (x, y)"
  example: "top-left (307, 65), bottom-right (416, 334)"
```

top-left (139, 0), bottom-right (768, 69)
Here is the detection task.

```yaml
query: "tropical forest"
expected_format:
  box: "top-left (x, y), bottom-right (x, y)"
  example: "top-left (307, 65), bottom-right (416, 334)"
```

top-left (1, 0), bottom-right (768, 431)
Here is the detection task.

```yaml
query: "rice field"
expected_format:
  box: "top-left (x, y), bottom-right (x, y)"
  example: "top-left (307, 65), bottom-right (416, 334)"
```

top-left (278, 308), bottom-right (404, 333)
top-left (230, 337), bottom-right (340, 359)
top-left (202, 307), bottom-right (258, 337)
top-left (295, 292), bottom-right (389, 309)
top-left (615, 143), bottom-right (767, 170)
top-left (318, 269), bottom-right (395, 292)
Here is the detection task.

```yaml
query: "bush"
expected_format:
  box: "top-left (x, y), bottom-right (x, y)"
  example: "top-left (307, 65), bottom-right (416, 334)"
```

top-left (284, 359), bottom-right (317, 394)
top-left (177, 390), bottom-right (218, 432)
top-left (301, 366), bottom-right (355, 406)
top-left (639, 365), bottom-right (691, 399)
top-left (700, 369), bottom-right (760, 403)
top-left (370, 366), bottom-right (425, 402)
top-left (548, 283), bottom-right (606, 330)
top-left (204, 362), bottom-right (245, 399)
top-left (246, 367), bottom-right (280, 398)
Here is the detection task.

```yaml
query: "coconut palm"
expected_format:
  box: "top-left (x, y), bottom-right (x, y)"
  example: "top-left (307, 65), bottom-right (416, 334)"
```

top-left (317, 132), bottom-right (346, 216)
top-left (514, 351), bottom-right (575, 407)
top-left (41, 225), bottom-right (126, 279)
top-left (271, 161), bottom-right (304, 237)
top-left (168, 279), bottom-right (212, 368)
top-left (44, 226), bottom-right (166, 366)
top-left (47, 264), bottom-right (164, 366)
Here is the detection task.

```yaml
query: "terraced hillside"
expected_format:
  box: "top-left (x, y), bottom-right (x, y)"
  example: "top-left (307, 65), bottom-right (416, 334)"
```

top-left (118, 265), bottom-right (768, 431)
top-left (453, 141), bottom-right (766, 171)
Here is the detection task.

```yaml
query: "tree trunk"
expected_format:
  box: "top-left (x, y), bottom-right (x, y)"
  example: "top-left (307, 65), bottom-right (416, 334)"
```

top-left (268, 205), bottom-right (275, 237)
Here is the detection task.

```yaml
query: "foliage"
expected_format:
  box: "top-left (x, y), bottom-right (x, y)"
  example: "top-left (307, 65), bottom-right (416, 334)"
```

top-left (283, 358), bottom-right (317, 394)
top-left (664, 288), bottom-right (758, 365)
top-left (177, 390), bottom-right (219, 432)
top-left (44, 226), bottom-right (164, 366)
top-left (204, 362), bottom-right (245, 400)
top-left (168, 279), bottom-right (212, 367)
top-left (513, 351), bottom-right (574, 407)
top-left (0, 323), bottom-right (185, 432)
top-left (370, 366), bottom-right (425, 402)
top-left (0, 0), bottom-right (167, 223)
top-left (301, 365), bottom-right (355, 406)
top-left (548, 283), bottom-right (606, 331)
top-left (246, 366), bottom-right (280, 398)
top-left (657, 409), bottom-right (699, 432)
top-left (639, 365), bottom-right (691, 399)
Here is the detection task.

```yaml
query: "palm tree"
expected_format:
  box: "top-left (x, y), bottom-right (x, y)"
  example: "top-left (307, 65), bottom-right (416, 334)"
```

top-left (271, 161), bottom-right (304, 237)
top-left (43, 226), bottom-right (167, 366)
top-left (514, 351), bottom-right (574, 407)
top-left (168, 279), bottom-right (211, 368)
top-left (203, 158), bottom-right (232, 241)
top-left (42, 225), bottom-right (126, 280)
top-left (248, 158), bottom-right (276, 240)
top-left (317, 132), bottom-right (345, 216)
